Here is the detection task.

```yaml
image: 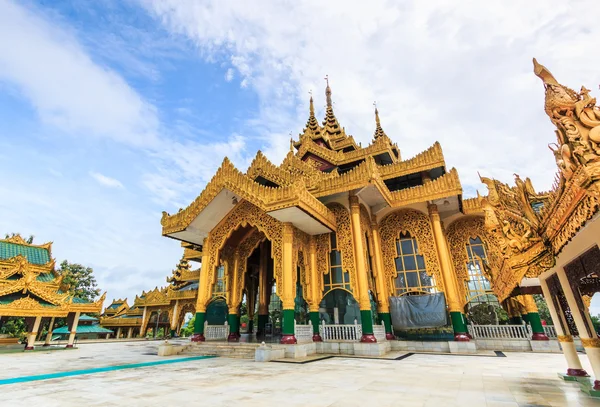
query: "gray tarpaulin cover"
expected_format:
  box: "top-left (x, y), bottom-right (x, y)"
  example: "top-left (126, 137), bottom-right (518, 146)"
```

top-left (389, 293), bottom-right (448, 329)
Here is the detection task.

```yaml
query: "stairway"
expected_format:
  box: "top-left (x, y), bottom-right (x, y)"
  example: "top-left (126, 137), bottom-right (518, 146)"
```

top-left (182, 342), bottom-right (261, 359)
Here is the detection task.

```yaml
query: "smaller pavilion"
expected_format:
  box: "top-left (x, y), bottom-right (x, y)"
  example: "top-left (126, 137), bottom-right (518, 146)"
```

top-left (0, 234), bottom-right (105, 350)
top-left (52, 314), bottom-right (113, 340)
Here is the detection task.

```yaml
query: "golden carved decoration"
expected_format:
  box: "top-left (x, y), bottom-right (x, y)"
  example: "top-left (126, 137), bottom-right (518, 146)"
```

top-left (379, 208), bottom-right (443, 296)
top-left (557, 334), bottom-right (573, 343)
top-left (328, 203), bottom-right (357, 294)
top-left (581, 337), bottom-right (600, 348)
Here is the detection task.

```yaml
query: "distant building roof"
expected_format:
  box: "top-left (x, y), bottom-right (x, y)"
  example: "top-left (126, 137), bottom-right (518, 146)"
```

top-left (53, 324), bottom-right (113, 335)
top-left (0, 240), bottom-right (50, 265)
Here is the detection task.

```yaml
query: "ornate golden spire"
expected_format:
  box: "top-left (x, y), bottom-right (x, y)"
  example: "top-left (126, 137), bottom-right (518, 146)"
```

top-left (322, 75), bottom-right (344, 140)
top-left (302, 93), bottom-right (321, 136)
top-left (373, 101), bottom-right (387, 139)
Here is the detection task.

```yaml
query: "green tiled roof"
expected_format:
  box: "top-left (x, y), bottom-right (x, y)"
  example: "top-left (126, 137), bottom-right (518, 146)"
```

top-left (0, 242), bottom-right (50, 265)
top-left (79, 314), bottom-right (98, 321)
top-left (108, 303), bottom-right (122, 309)
top-left (36, 272), bottom-right (56, 282)
top-left (0, 294), bottom-right (57, 308)
top-left (53, 324), bottom-right (113, 334)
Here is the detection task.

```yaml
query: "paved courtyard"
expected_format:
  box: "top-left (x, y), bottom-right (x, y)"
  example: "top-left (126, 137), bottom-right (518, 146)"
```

top-left (1, 341), bottom-right (599, 406)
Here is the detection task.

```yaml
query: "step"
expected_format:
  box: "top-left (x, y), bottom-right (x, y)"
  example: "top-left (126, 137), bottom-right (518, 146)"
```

top-left (181, 343), bottom-right (260, 359)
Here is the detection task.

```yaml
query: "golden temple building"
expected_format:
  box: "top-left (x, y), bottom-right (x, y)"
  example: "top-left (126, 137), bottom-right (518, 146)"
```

top-left (0, 234), bottom-right (105, 350)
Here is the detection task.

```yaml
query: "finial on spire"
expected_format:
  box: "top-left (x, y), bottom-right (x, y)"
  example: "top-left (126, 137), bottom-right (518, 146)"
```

top-left (325, 75), bottom-right (332, 107)
top-left (309, 90), bottom-right (314, 115)
top-left (373, 101), bottom-right (380, 125)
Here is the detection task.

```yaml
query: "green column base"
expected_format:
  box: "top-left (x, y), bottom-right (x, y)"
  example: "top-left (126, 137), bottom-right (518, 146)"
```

top-left (170, 329), bottom-right (176, 338)
top-left (379, 312), bottom-right (395, 340)
top-left (191, 312), bottom-right (206, 342)
top-left (257, 314), bottom-right (268, 336)
top-left (227, 313), bottom-right (239, 341)
top-left (509, 316), bottom-right (523, 325)
top-left (450, 311), bottom-right (469, 341)
top-left (527, 312), bottom-right (549, 340)
top-left (247, 320), bottom-right (254, 333)
top-left (360, 310), bottom-right (376, 343)
top-left (309, 311), bottom-right (322, 341)
top-left (280, 309), bottom-right (296, 344)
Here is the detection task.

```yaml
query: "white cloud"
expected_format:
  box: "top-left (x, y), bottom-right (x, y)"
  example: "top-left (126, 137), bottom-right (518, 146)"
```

top-left (90, 171), bottom-right (125, 189)
top-left (225, 68), bottom-right (234, 82)
top-left (141, 0), bottom-right (600, 194)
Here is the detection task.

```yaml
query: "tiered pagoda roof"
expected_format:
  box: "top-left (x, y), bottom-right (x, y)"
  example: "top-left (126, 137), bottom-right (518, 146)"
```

top-left (0, 234), bottom-right (105, 317)
top-left (161, 80), bottom-right (462, 244)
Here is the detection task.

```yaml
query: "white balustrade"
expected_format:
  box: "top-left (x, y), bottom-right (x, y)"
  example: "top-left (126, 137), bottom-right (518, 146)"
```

top-left (468, 324), bottom-right (530, 340)
top-left (543, 325), bottom-right (557, 339)
top-left (319, 320), bottom-right (362, 342)
top-left (204, 321), bottom-right (229, 340)
top-left (294, 320), bottom-right (313, 344)
top-left (373, 321), bottom-right (386, 342)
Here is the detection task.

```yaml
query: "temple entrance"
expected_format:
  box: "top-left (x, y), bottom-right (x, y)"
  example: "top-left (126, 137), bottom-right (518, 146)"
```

top-left (319, 289), bottom-right (361, 325)
top-left (147, 310), bottom-right (170, 338)
top-left (206, 298), bottom-right (227, 325)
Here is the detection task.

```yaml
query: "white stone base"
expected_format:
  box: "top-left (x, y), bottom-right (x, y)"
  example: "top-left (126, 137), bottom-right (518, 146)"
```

top-left (353, 341), bottom-right (391, 356)
top-left (530, 340), bottom-right (562, 353)
top-left (474, 339), bottom-right (531, 352)
top-left (157, 342), bottom-right (186, 356)
top-left (255, 346), bottom-right (285, 362)
top-left (448, 341), bottom-right (477, 354)
top-left (390, 340), bottom-right (450, 353)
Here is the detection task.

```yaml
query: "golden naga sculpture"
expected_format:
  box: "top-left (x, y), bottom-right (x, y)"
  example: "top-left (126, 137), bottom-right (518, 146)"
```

top-left (534, 58), bottom-right (600, 171)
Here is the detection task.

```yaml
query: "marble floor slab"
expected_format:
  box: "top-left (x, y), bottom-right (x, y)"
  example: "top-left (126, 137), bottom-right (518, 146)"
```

top-left (1, 340), bottom-right (599, 406)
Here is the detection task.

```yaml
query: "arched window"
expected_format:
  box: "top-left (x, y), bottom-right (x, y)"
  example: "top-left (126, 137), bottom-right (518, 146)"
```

top-left (394, 232), bottom-right (436, 295)
top-left (212, 264), bottom-right (226, 297)
top-left (465, 237), bottom-right (498, 306)
top-left (324, 233), bottom-right (351, 293)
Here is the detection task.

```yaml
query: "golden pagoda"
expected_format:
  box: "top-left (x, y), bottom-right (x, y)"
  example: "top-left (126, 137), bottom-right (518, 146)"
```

top-left (0, 234), bottom-right (105, 349)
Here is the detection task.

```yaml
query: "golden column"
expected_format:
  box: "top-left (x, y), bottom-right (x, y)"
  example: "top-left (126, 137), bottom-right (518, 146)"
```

top-left (24, 316), bottom-right (42, 351)
top-left (371, 214), bottom-right (394, 339)
top-left (257, 242), bottom-right (270, 336)
top-left (308, 237), bottom-right (323, 341)
top-left (540, 277), bottom-right (588, 378)
top-left (227, 252), bottom-right (241, 342)
top-left (428, 203), bottom-right (469, 341)
top-left (349, 195), bottom-right (376, 342)
top-left (192, 237), bottom-right (211, 342)
top-left (280, 223), bottom-right (297, 344)
top-left (557, 267), bottom-right (600, 390)
top-left (43, 317), bottom-right (56, 346)
top-left (66, 311), bottom-right (81, 348)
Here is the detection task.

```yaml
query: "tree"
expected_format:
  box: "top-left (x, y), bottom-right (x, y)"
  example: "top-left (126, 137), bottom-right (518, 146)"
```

top-left (591, 315), bottom-right (600, 333)
top-left (0, 317), bottom-right (27, 340)
top-left (58, 260), bottom-right (101, 302)
top-left (181, 315), bottom-right (195, 337)
top-left (534, 294), bottom-right (552, 324)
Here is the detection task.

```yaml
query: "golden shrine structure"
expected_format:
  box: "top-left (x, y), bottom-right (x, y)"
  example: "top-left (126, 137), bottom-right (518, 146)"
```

top-left (0, 235), bottom-right (105, 350)
top-left (159, 76), bottom-right (551, 349)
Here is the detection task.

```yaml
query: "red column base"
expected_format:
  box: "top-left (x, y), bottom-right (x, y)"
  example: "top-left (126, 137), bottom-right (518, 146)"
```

top-left (454, 333), bottom-right (470, 342)
top-left (227, 333), bottom-right (239, 342)
top-left (280, 334), bottom-right (297, 344)
top-left (312, 334), bottom-right (323, 342)
top-left (531, 333), bottom-right (549, 341)
top-left (385, 333), bottom-right (396, 340)
top-left (24, 346), bottom-right (34, 351)
top-left (567, 368), bottom-right (589, 377)
top-left (190, 333), bottom-right (205, 342)
top-left (42, 343), bottom-right (51, 347)
top-left (66, 344), bottom-right (74, 348)
top-left (360, 334), bottom-right (377, 343)
top-left (466, 333), bottom-right (473, 339)
top-left (595, 380), bottom-right (600, 391)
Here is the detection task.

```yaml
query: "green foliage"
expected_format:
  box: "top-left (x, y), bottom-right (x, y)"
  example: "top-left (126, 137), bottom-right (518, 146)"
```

top-left (181, 315), bottom-right (195, 337)
top-left (534, 294), bottom-right (552, 323)
top-left (468, 303), bottom-right (509, 325)
top-left (591, 315), bottom-right (600, 333)
top-left (0, 317), bottom-right (26, 340)
top-left (59, 260), bottom-right (101, 302)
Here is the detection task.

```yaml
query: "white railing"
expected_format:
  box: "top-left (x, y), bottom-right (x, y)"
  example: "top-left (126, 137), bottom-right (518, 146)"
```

top-left (294, 320), bottom-right (313, 344)
top-left (543, 325), bottom-right (557, 339)
top-left (320, 320), bottom-right (362, 342)
top-left (468, 324), bottom-right (530, 340)
top-left (373, 321), bottom-right (387, 342)
top-left (204, 321), bottom-right (229, 340)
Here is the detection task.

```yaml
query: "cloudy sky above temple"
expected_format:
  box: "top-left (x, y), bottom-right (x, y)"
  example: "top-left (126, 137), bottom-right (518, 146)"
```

top-left (1, 0), bottom-right (599, 312)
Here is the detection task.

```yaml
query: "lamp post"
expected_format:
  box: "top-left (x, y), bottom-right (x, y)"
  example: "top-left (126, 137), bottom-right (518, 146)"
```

top-left (154, 309), bottom-right (162, 339)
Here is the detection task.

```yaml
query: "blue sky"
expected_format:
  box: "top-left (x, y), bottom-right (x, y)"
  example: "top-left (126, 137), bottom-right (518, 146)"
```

top-left (1, 0), bottom-right (599, 312)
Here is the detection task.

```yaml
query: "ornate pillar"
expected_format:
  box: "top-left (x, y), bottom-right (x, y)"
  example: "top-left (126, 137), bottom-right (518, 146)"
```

top-left (257, 242), bottom-right (270, 337)
top-left (66, 311), bottom-right (81, 348)
top-left (540, 276), bottom-right (588, 378)
top-left (521, 295), bottom-right (548, 340)
top-left (116, 327), bottom-right (122, 339)
top-left (309, 237), bottom-right (323, 341)
top-left (192, 238), bottom-right (211, 342)
top-left (428, 203), bottom-right (469, 341)
top-left (280, 223), bottom-right (297, 344)
top-left (43, 317), bottom-right (55, 346)
top-left (24, 316), bottom-right (42, 350)
top-left (506, 298), bottom-right (523, 325)
top-left (170, 300), bottom-right (179, 337)
top-left (228, 252), bottom-right (241, 342)
top-left (349, 195), bottom-right (376, 343)
top-left (371, 214), bottom-right (394, 340)
top-left (127, 327), bottom-right (133, 339)
top-left (557, 267), bottom-right (600, 389)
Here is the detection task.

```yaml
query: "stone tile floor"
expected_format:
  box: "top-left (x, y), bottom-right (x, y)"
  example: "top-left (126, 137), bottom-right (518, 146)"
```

top-left (1, 340), bottom-right (599, 406)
